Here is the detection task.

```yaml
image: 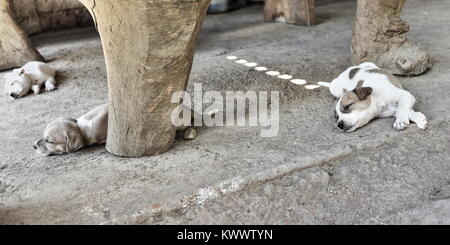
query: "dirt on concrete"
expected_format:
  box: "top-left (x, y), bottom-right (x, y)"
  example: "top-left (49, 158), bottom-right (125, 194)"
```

top-left (0, 0), bottom-right (449, 224)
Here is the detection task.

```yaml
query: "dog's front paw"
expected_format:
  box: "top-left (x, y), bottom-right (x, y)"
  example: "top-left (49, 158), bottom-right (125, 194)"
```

top-left (410, 111), bottom-right (428, 130)
top-left (45, 82), bottom-right (56, 91)
top-left (394, 118), bottom-right (410, 131)
top-left (31, 85), bottom-right (41, 94)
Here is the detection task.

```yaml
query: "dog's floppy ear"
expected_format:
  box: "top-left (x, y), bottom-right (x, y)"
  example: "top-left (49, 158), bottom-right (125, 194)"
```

top-left (64, 130), bottom-right (84, 153)
top-left (354, 87), bottom-right (373, 100)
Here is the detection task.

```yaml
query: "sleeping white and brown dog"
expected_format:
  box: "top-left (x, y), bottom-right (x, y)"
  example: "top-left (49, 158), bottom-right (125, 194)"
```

top-left (4, 61), bottom-right (56, 99)
top-left (329, 62), bottom-right (427, 132)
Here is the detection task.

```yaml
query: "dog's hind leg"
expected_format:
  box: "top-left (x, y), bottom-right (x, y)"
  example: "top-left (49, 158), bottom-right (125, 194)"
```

top-left (409, 110), bottom-right (427, 130)
top-left (44, 77), bottom-right (57, 91)
top-left (394, 91), bottom-right (416, 131)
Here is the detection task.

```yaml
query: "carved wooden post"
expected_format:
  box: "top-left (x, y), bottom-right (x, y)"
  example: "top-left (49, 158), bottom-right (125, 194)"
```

top-left (0, 0), bottom-right (43, 71)
top-left (264, 0), bottom-right (315, 26)
top-left (78, 0), bottom-right (211, 157)
top-left (351, 0), bottom-right (431, 75)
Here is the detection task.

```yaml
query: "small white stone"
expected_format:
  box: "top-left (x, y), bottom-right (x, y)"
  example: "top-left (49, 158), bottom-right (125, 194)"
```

top-left (305, 85), bottom-right (321, 90)
top-left (317, 81), bottom-right (331, 87)
top-left (254, 67), bottom-right (268, 71)
top-left (244, 62), bottom-right (258, 67)
top-left (278, 74), bottom-right (293, 80)
top-left (184, 128), bottom-right (198, 140)
top-left (265, 71), bottom-right (281, 76)
top-left (290, 79), bottom-right (307, 85)
top-left (226, 56), bottom-right (238, 60)
top-left (235, 59), bottom-right (247, 64)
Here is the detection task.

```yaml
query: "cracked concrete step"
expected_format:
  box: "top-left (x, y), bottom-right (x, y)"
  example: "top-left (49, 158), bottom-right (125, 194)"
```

top-left (151, 121), bottom-right (450, 225)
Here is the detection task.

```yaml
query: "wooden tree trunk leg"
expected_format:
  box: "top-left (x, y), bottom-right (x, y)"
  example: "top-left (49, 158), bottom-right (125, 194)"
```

top-left (78, 0), bottom-right (210, 157)
top-left (351, 0), bottom-right (432, 75)
top-left (0, 0), bottom-right (43, 71)
top-left (264, 0), bottom-right (315, 26)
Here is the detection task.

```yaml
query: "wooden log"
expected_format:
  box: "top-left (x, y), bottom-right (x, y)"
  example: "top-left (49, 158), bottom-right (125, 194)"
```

top-left (0, 0), bottom-right (43, 71)
top-left (78, 0), bottom-right (211, 157)
top-left (264, 0), bottom-right (315, 26)
top-left (351, 0), bottom-right (431, 75)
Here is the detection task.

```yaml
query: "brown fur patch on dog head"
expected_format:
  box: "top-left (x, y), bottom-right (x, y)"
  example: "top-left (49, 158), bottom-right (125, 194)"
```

top-left (339, 80), bottom-right (373, 113)
top-left (349, 67), bottom-right (360, 80)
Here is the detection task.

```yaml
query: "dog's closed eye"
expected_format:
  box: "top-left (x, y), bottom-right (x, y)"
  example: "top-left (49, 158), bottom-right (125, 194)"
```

top-left (45, 139), bottom-right (55, 144)
top-left (341, 103), bottom-right (353, 113)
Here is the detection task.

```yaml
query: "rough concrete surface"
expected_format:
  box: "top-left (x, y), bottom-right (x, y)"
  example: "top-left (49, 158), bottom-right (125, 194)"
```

top-left (0, 0), bottom-right (449, 224)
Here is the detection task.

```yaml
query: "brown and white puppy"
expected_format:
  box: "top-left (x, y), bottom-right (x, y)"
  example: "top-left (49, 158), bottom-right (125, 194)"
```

top-left (33, 104), bottom-right (108, 156)
top-left (33, 104), bottom-right (205, 156)
top-left (329, 62), bottom-right (427, 132)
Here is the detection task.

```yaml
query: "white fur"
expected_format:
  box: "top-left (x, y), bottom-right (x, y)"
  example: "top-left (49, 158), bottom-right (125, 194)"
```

top-left (76, 104), bottom-right (108, 146)
top-left (275, 16), bottom-right (286, 23)
top-left (4, 61), bottom-right (56, 99)
top-left (330, 62), bottom-right (427, 132)
top-left (329, 62), bottom-right (379, 98)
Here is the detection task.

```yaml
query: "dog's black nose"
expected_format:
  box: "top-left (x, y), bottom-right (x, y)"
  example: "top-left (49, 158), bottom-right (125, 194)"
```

top-left (337, 121), bottom-right (344, 129)
top-left (10, 93), bottom-right (16, 98)
top-left (33, 144), bottom-right (37, 149)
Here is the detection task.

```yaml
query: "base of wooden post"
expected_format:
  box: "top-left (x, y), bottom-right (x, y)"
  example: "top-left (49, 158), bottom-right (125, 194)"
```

top-left (79, 0), bottom-right (211, 157)
top-left (0, 0), bottom-right (43, 71)
top-left (264, 0), bottom-right (316, 26)
top-left (351, 0), bottom-right (431, 75)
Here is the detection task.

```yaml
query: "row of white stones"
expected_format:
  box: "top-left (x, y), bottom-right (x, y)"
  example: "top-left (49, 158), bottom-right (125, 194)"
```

top-left (226, 55), bottom-right (328, 90)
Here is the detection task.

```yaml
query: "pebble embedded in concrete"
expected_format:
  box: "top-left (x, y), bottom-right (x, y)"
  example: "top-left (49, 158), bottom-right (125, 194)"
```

top-left (305, 85), bottom-right (321, 90)
top-left (244, 62), bottom-right (257, 67)
top-left (265, 71), bottom-right (280, 76)
top-left (290, 79), bottom-right (307, 85)
top-left (254, 67), bottom-right (268, 71)
top-left (278, 74), bottom-right (293, 80)
top-left (184, 128), bottom-right (198, 140)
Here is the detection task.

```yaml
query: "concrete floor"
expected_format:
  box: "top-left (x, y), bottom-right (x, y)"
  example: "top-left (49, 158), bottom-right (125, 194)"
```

top-left (0, 0), bottom-right (449, 224)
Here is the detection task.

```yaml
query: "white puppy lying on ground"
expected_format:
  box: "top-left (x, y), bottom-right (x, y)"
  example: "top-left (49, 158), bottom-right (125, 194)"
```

top-left (34, 104), bottom-right (108, 156)
top-left (34, 104), bottom-right (203, 156)
top-left (330, 62), bottom-right (427, 132)
top-left (4, 61), bottom-right (56, 99)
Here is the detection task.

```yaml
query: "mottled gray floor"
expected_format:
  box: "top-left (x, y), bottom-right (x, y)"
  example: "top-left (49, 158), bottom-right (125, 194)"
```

top-left (0, 0), bottom-right (449, 224)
